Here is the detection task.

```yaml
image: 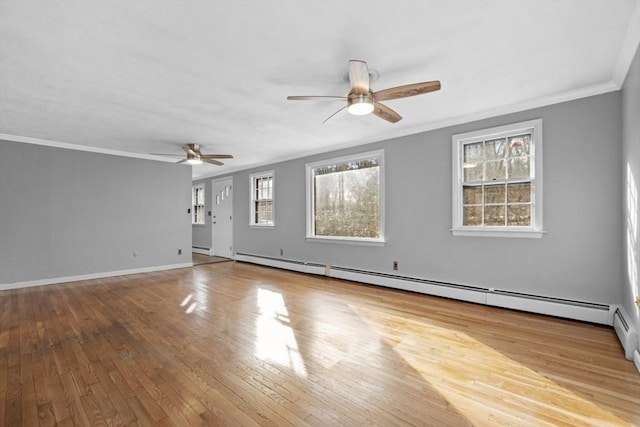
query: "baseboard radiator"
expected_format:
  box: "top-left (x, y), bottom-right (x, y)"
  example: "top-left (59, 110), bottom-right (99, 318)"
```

top-left (613, 307), bottom-right (638, 360)
top-left (235, 252), bottom-right (613, 325)
top-left (192, 246), bottom-right (212, 256)
top-left (235, 252), bottom-right (326, 275)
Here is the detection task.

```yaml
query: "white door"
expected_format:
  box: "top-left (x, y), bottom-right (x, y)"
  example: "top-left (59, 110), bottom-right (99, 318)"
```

top-left (212, 177), bottom-right (233, 258)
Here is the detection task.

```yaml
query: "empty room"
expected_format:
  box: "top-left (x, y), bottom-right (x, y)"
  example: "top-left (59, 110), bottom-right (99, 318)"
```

top-left (1, 1), bottom-right (640, 426)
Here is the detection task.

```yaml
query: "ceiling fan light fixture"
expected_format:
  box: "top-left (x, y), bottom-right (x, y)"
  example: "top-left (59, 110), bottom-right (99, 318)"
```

top-left (347, 93), bottom-right (374, 116)
top-left (186, 152), bottom-right (203, 165)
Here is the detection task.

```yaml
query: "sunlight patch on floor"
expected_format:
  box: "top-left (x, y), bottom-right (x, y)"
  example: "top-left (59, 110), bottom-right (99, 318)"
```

top-left (255, 288), bottom-right (307, 377)
top-left (350, 304), bottom-right (629, 426)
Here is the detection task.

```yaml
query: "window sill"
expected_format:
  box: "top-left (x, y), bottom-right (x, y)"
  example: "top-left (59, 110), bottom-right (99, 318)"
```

top-left (450, 228), bottom-right (545, 238)
top-left (306, 236), bottom-right (386, 246)
top-left (249, 224), bottom-right (275, 229)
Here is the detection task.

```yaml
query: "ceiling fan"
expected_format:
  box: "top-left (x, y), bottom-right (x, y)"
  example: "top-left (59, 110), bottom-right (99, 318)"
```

top-left (151, 144), bottom-right (233, 166)
top-left (287, 59), bottom-right (441, 124)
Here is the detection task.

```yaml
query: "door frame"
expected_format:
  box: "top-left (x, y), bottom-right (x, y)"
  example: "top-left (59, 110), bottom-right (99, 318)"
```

top-left (211, 176), bottom-right (234, 258)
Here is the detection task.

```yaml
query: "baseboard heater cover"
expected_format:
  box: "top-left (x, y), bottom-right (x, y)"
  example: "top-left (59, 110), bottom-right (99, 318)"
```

top-left (235, 252), bottom-right (612, 325)
top-left (486, 290), bottom-right (611, 325)
top-left (192, 246), bottom-right (212, 256)
top-left (329, 265), bottom-right (488, 305)
top-left (235, 252), bottom-right (326, 276)
top-left (612, 306), bottom-right (638, 360)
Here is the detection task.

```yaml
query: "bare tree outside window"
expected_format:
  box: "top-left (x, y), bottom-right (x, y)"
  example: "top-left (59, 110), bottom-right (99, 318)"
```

top-left (307, 152), bottom-right (384, 241)
top-left (452, 119), bottom-right (543, 238)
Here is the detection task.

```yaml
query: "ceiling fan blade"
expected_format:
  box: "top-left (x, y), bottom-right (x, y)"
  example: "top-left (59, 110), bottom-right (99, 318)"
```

top-left (203, 158), bottom-right (224, 166)
top-left (322, 105), bottom-right (347, 124)
top-left (182, 144), bottom-right (199, 156)
top-left (349, 60), bottom-right (370, 94)
top-left (287, 95), bottom-right (346, 101)
top-left (201, 154), bottom-right (233, 159)
top-left (373, 81), bottom-right (441, 102)
top-left (373, 102), bottom-right (402, 123)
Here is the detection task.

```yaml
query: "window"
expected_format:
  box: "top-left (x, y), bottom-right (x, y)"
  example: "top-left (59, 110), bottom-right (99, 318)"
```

top-left (306, 150), bottom-right (384, 243)
top-left (250, 171), bottom-right (274, 226)
top-left (192, 184), bottom-right (205, 225)
top-left (452, 119), bottom-right (543, 238)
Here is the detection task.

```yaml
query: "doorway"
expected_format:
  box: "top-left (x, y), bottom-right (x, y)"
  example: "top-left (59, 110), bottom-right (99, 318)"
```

top-left (211, 177), bottom-right (233, 258)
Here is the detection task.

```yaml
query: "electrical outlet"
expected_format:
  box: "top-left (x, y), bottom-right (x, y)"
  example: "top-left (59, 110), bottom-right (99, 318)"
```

top-left (280, 248), bottom-right (284, 256)
top-left (393, 261), bottom-right (398, 271)
top-left (178, 249), bottom-right (182, 255)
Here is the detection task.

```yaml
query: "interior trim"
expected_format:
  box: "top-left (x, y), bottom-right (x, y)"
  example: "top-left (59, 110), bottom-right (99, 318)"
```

top-left (0, 262), bottom-right (193, 291)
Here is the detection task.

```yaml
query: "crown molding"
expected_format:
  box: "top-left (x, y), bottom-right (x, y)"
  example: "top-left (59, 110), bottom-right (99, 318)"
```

top-left (0, 133), bottom-right (177, 163)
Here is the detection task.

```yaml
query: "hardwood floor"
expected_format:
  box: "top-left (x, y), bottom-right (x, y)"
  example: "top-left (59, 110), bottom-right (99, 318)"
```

top-left (191, 253), bottom-right (233, 266)
top-left (1, 261), bottom-right (639, 426)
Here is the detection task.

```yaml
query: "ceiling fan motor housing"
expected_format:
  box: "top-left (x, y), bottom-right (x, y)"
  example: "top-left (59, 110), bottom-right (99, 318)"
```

top-left (347, 92), bottom-right (375, 115)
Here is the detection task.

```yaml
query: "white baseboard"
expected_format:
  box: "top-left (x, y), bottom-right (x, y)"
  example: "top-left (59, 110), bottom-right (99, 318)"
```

top-left (0, 262), bottom-right (193, 291)
top-left (235, 252), bottom-right (611, 325)
top-left (192, 246), bottom-right (212, 256)
top-left (634, 350), bottom-right (640, 374)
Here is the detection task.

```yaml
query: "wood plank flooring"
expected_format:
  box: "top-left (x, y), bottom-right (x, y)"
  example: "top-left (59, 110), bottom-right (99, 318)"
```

top-left (1, 261), bottom-right (639, 426)
top-left (191, 253), bottom-right (234, 266)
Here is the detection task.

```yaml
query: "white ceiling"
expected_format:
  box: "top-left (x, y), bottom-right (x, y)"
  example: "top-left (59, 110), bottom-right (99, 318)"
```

top-left (1, 1), bottom-right (639, 179)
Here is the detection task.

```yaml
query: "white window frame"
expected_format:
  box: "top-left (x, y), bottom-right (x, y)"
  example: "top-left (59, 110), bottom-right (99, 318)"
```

top-left (250, 170), bottom-right (275, 228)
top-left (306, 149), bottom-right (385, 245)
top-left (451, 119), bottom-right (544, 238)
top-left (192, 184), bottom-right (205, 225)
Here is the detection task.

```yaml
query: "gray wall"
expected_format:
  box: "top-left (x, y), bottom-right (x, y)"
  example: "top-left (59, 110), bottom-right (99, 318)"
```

top-left (0, 140), bottom-right (192, 284)
top-left (622, 43), bottom-right (640, 328)
top-left (225, 91), bottom-right (622, 305)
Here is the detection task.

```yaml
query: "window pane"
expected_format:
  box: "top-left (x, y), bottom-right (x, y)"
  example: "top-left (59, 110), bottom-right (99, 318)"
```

top-left (453, 120), bottom-right (540, 232)
top-left (463, 206), bottom-right (482, 226)
top-left (463, 186), bottom-right (482, 204)
top-left (507, 183), bottom-right (531, 203)
top-left (314, 166), bottom-right (379, 238)
top-left (508, 157), bottom-right (530, 179)
top-left (463, 164), bottom-right (483, 183)
top-left (484, 160), bottom-right (506, 181)
top-left (252, 173), bottom-right (274, 225)
top-left (508, 134), bottom-right (531, 157)
top-left (484, 139), bottom-right (506, 160)
top-left (192, 186), bottom-right (205, 224)
top-left (256, 200), bottom-right (273, 225)
top-left (484, 184), bottom-right (505, 204)
top-left (484, 205), bottom-right (505, 226)
top-left (507, 204), bottom-right (531, 226)
top-left (464, 142), bottom-right (483, 164)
